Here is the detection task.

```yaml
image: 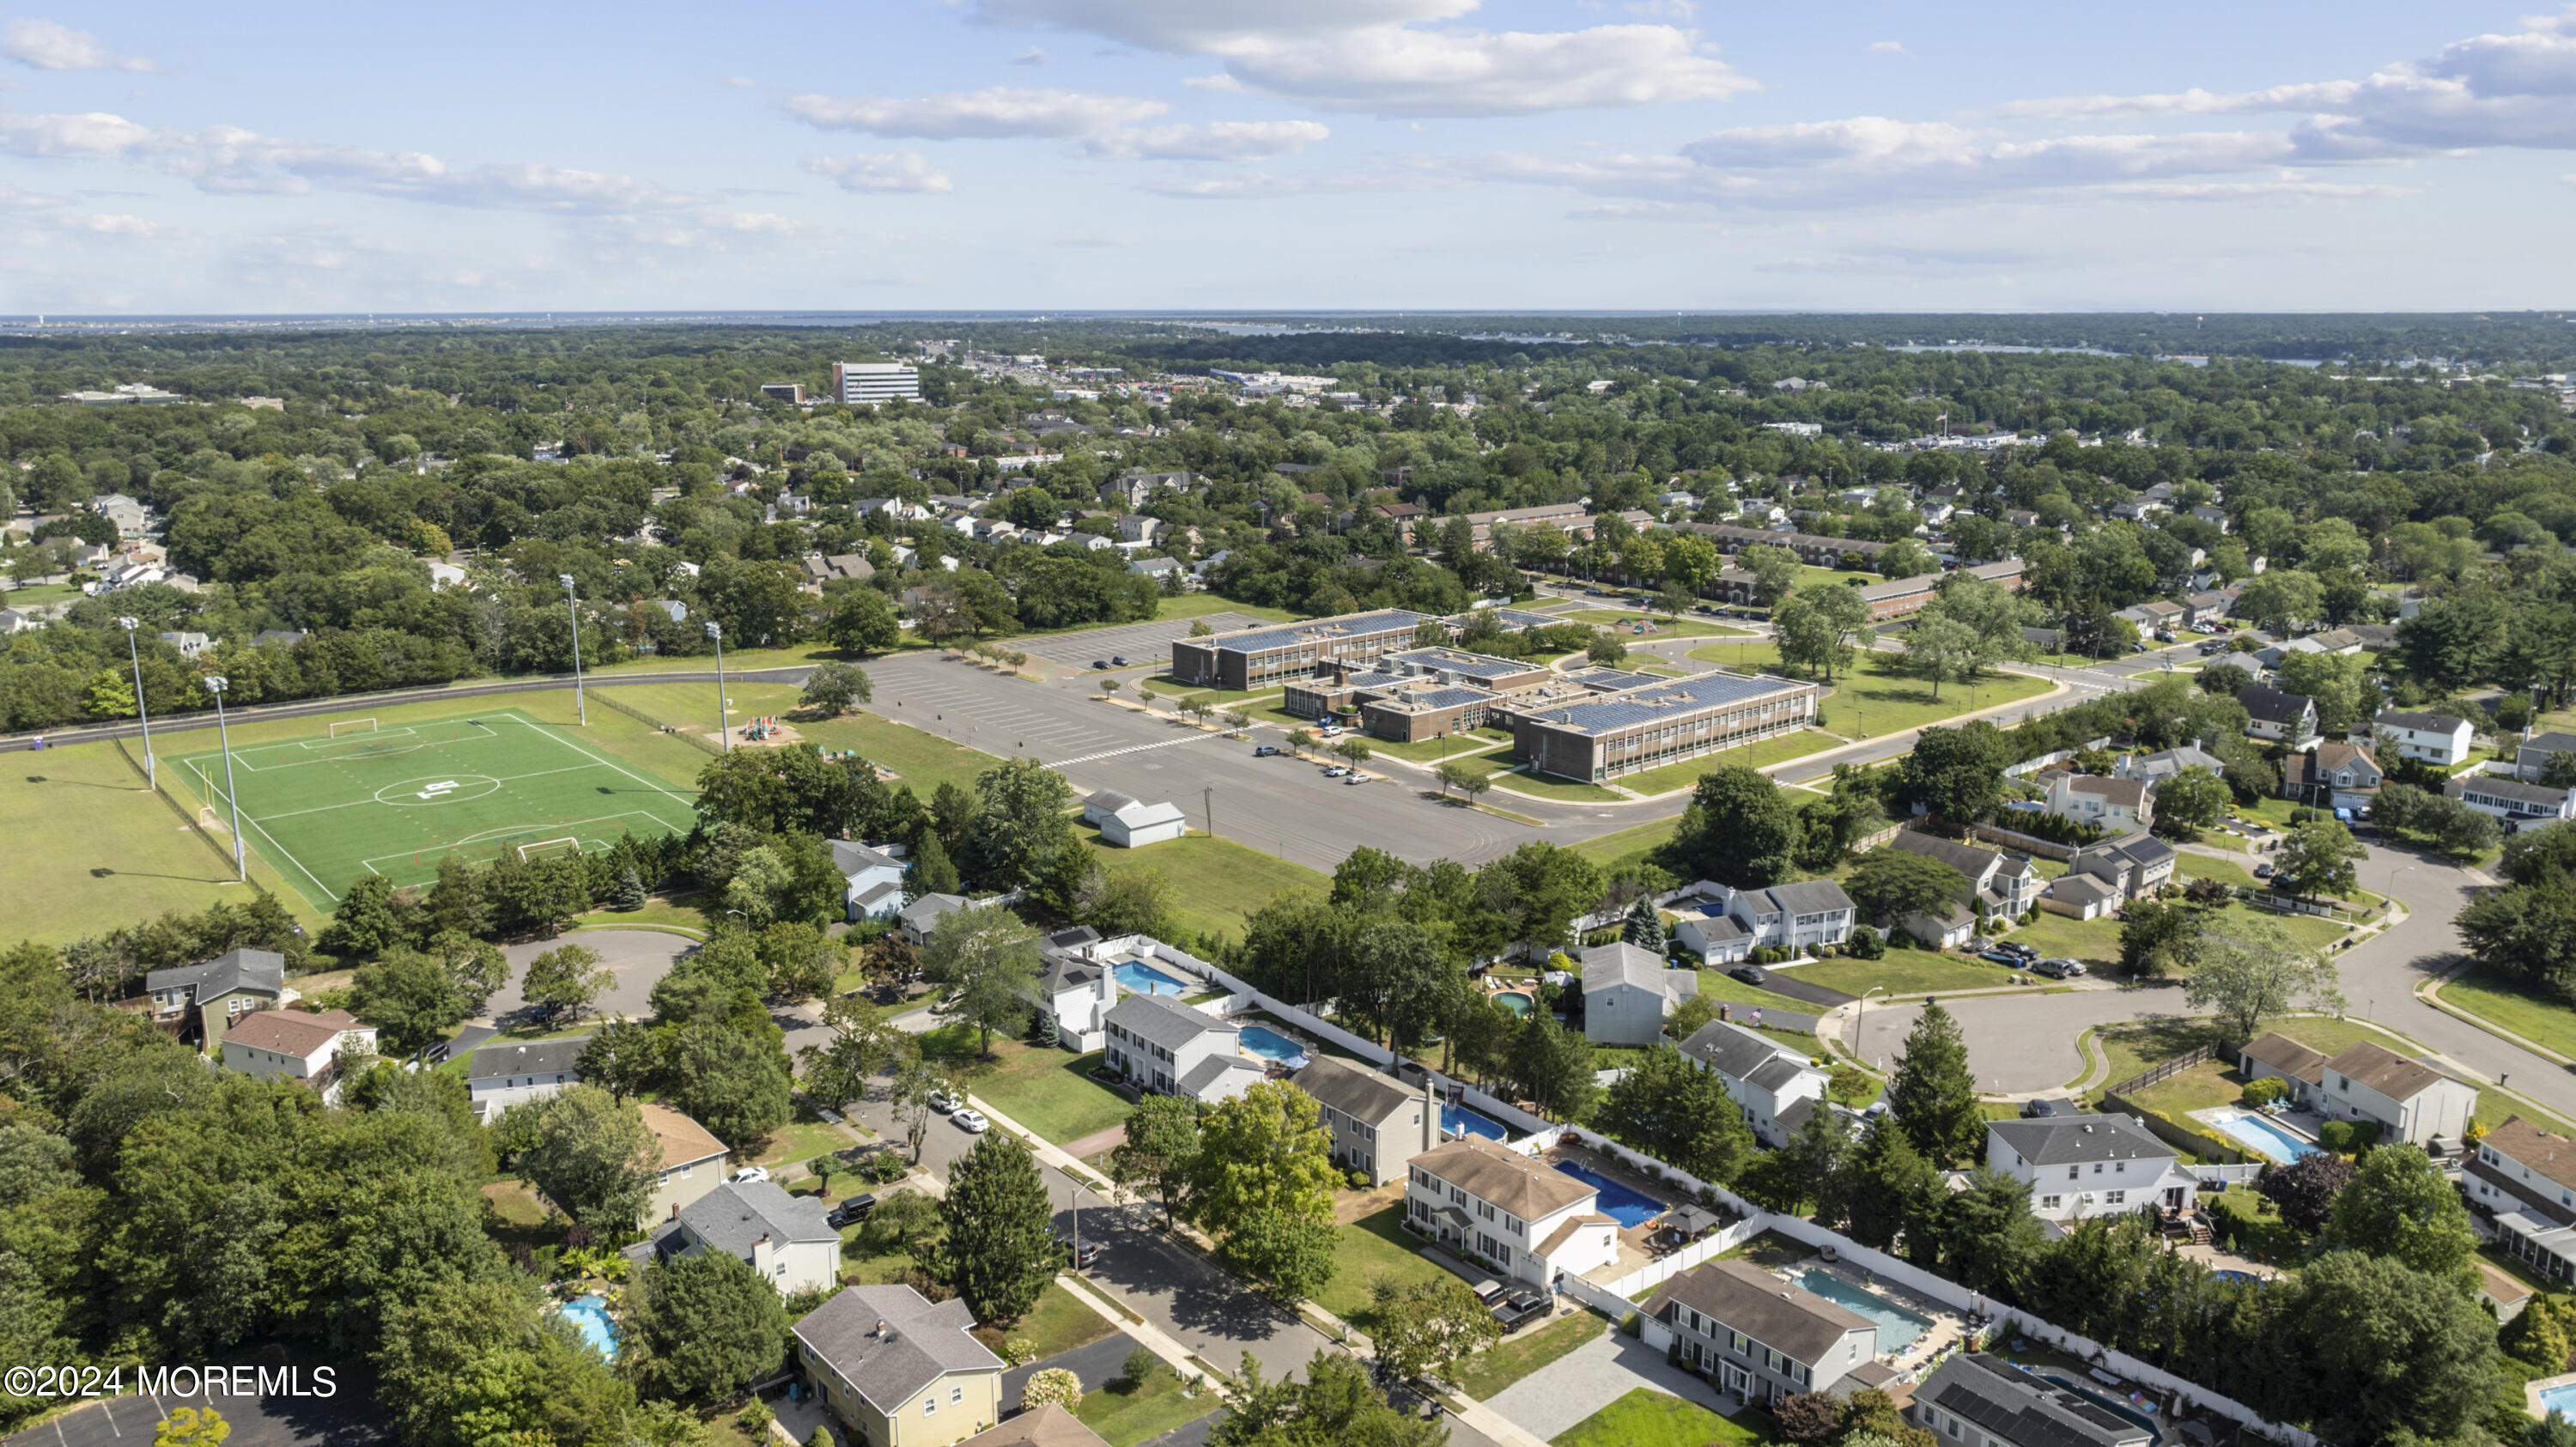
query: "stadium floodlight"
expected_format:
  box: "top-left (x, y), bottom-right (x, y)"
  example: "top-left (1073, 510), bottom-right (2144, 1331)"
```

top-left (705, 621), bottom-right (727, 754)
top-left (204, 675), bottom-right (246, 880)
top-left (559, 574), bottom-right (586, 727)
top-left (116, 616), bottom-right (154, 788)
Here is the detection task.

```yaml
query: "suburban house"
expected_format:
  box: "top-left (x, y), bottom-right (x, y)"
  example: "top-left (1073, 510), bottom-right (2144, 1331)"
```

top-left (1102, 993), bottom-right (1262, 1103)
top-left (1403, 1135), bottom-right (1619, 1287)
top-left (2036, 869), bottom-right (2121, 921)
top-left (2446, 775), bottom-right (2576, 831)
top-left (2044, 775), bottom-right (2153, 833)
top-left (2238, 685), bottom-right (2319, 745)
top-left (1082, 790), bottom-right (1188, 848)
top-left (653, 1179), bottom-right (841, 1293)
top-left (1985, 1114), bottom-right (2196, 1223)
top-left (2375, 708), bottom-right (2476, 768)
top-left (2516, 732), bottom-right (2576, 783)
top-left (2238, 1036), bottom-right (2474, 1148)
top-left (1909, 1353), bottom-right (2152, 1447)
top-left (897, 893), bottom-right (991, 947)
top-left (1035, 942), bottom-right (1117, 1053)
top-left (954, 1406), bottom-right (1105, 1447)
top-left (1668, 879), bottom-right (1860, 962)
top-left (2055, 832), bottom-right (2177, 905)
top-left (219, 1008), bottom-right (377, 1103)
top-left (833, 840), bottom-right (908, 922)
top-left (2281, 740), bottom-right (2385, 814)
top-left (2115, 745), bottom-right (2226, 785)
top-left (1291, 1056), bottom-right (1437, 1187)
top-left (1886, 831), bottom-right (2038, 945)
top-left (146, 947), bottom-right (297, 1049)
top-left (1637, 1260), bottom-right (1890, 1405)
top-left (638, 1102), bottom-right (731, 1228)
top-left (1580, 941), bottom-right (1699, 1045)
top-left (2468, 1117), bottom-right (2576, 1281)
top-left (795, 1283), bottom-right (1005, 1447)
top-left (467, 1037), bottom-right (588, 1121)
top-left (1680, 1020), bottom-right (1827, 1147)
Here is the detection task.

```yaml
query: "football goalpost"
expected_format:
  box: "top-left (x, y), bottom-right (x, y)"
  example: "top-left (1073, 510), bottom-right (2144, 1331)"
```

top-left (327, 718), bottom-right (379, 739)
top-left (515, 836), bottom-right (584, 863)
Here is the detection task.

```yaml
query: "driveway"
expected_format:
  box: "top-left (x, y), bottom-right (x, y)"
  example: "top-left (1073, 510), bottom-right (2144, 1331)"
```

top-left (477, 928), bottom-right (691, 1029)
top-left (1481, 1324), bottom-right (1728, 1439)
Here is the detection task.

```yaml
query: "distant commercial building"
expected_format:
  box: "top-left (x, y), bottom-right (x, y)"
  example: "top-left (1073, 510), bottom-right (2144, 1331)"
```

top-left (1510, 669), bottom-right (1818, 784)
top-left (759, 381), bottom-right (807, 404)
top-left (830, 362), bottom-right (921, 406)
top-left (1170, 609), bottom-right (1434, 691)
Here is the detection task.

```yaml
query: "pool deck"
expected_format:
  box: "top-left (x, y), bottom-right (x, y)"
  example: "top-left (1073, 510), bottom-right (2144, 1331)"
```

top-left (2528, 1369), bottom-right (2576, 1420)
top-left (2187, 1104), bottom-right (2323, 1163)
top-left (1793, 1259), bottom-right (1972, 1382)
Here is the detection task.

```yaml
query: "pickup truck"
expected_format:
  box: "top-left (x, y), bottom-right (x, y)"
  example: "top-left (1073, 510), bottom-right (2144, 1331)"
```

top-left (1490, 1289), bottom-right (1553, 1334)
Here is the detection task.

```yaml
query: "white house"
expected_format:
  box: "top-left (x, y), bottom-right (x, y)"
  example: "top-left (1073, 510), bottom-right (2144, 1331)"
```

top-left (2044, 775), bottom-right (2152, 833)
top-left (1638, 1260), bottom-right (1890, 1406)
top-left (1035, 933), bottom-right (1117, 1053)
top-left (1101, 992), bottom-right (1261, 1103)
top-left (220, 1008), bottom-right (378, 1104)
top-left (652, 1180), bottom-right (841, 1294)
top-left (2057, 832), bottom-right (2176, 903)
top-left (2447, 775), bottom-right (2576, 831)
top-left (1402, 1136), bottom-right (1619, 1287)
top-left (1984, 1114), bottom-right (2197, 1223)
top-left (831, 839), bottom-right (908, 922)
top-left (2239, 685), bottom-right (2318, 745)
top-left (1580, 941), bottom-right (1698, 1046)
top-left (1680, 1020), bottom-right (1826, 1147)
top-left (1886, 831), bottom-right (2038, 944)
top-left (467, 1037), bottom-right (586, 1122)
top-left (2375, 708), bottom-right (2476, 768)
top-left (1668, 879), bottom-right (1858, 963)
top-left (2240, 1034), bottom-right (2476, 1148)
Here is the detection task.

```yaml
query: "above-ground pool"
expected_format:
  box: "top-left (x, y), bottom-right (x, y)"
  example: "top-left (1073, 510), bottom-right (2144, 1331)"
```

top-left (1237, 1024), bottom-right (1309, 1068)
top-left (2541, 1383), bottom-right (2576, 1419)
top-left (1113, 960), bottom-right (1192, 996)
top-left (1492, 991), bottom-right (1533, 1017)
top-left (556, 1293), bottom-right (618, 1358)
top-left (2211, 1269), bottom-right (2264, 1286)
top-left (1552, 1159), bottom-right (1666, 1228)
top-left (1797, 1269), bottom-right (1933, 1353)
top-left (2203, 1107), bottom-right (2318, 1162)
top-left (1443, 1103), bottom-right (1507, 1140)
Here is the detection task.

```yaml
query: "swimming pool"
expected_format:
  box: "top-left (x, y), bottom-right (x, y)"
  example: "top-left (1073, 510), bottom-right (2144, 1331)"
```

top-left (1113, 960), bottom-right (1192, 996)
top-left (1552, 1160), bottom-right (1666, 1228)
top-left (556, 1293), bottom-right (618, 1358)
top-left (1797, 1269), bottom-right (1933, 1353)
top-left (2211, 1269), bottom-right (2263, 1286)
top-left (1443, 1103), bottom-right (1507, 1140)
top-left (1492, 991), bottom-right (1533, 1017)
top-left (2542, 1383), bottom-right (2576, 1419)
top-left (2204, 1107), bottom-right (2317, 1162)
top-left (1238, 1025), bottom-right (1309, 1068)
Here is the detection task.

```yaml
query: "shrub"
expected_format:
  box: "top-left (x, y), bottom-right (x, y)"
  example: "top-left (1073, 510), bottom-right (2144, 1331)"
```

top-left (1124, 1346), bottom-right (1162, 1386)
top-left (1001, 1337), bottom-right (1037, 1366)
top-left (1772, 1391), bottom-right (1846, 1444)
top-left (1845, 925), bottom-right (1884, 960)
top-left (738, 1401), bottom-right (774, 1434)
top-left (1619, 1311), bottom-right (1642, 1338)
top-left (1888, 928), bottom-right (1917, 951)
top-left (2318, 1121), bottom-right (2355, 1153)
top-left (1023, 1368), bottom-right (1083, 1412)
top-left (2241, 1076), bottom-right (2289, 1110)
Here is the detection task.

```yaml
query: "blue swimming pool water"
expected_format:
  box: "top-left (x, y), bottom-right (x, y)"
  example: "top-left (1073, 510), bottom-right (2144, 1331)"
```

top-left (1238, 1024), bottom-right (1309, 1067)
top-left (1113, 960), bottom-right (1191, 996)
top-left (2542, 1383), bottom-right (2576, 1419)
top-left (1443, 1103), bottom-right (1507, 1140)
top-left (556, 1293), bottom-right (618, 1358)
top-left (1552, 1160), bottom-right (1665, 1228)
top-left (2211, 1269), bottom-right (2262, 1286)
top-left (1797, 1269), bottom-right (1933, 1353)
top-left (1492, 990), bottom-right (1533, 1017)
top-left (2205, 1108), bottom-right (2317, 1162)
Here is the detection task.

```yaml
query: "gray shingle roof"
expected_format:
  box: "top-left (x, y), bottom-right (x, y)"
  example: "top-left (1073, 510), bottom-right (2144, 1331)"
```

top-left (1293, 1055), bottom-right (1419, 1125)
top-left (2237, 684), bottom-right (2314, 725)
top-left (469, 1037), bottom-right (591, 1083)
top-left (1084, 789), bottom-right (1142, 814)
top-left (2045, 873), bottom-right (2117, 904)
top-left (1682, 1020), bottom-right (1810, 1084)
top-left (1582, 941), bottom-right (1690, 999)
top-left (678, 1180), bottom-right (838, 1259)
top-left (795, 1284), bottom-right (1000, 1414)
top-left (830, 840), bottom-right (902, 876)
top-left (898, 893), bottom-right (970, 927)
top-left (2520, 732), bottom-right (2576, 757)
top-left (1642, 1259), bottom-right (1874, 1365)
top-left (145, 947), bottom-right (286, 1000)
top-left (1760, 880), bottom-right (1856, 916)
top-left (2450, 775), bottom-right (2572, 806)
top-left (1104, 992), bottom-right (1230, 1052)
top-left (2375, 708), bottom-right (2470, 734)
top-left (1985, 1114), bottom-right (2172, 1168)
top-left (1919, 1353), bottom-right (2151, 1447)
top-left (1179, 1055), bottom-right (1266, 1097)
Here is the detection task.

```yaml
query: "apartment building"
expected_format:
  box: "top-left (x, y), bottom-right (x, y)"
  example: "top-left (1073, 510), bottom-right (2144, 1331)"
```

top-left (1510, 669), bottom-right (1819, 784)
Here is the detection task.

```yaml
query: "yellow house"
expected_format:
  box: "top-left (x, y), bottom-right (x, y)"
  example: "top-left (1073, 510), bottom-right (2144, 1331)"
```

top-left (636, 1102), bottom-right (730, 1228)
top-left (795, 1285), bottom-right (1005, 1447)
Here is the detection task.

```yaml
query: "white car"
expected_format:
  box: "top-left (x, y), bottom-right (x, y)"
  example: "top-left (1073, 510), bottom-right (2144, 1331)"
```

top-left (927, 1090), bottom-right (960, 1115)
top-left (1324, 765), bottom-right (1350, 776)
top-left (952, 1108), bottom-right (991, 1134)
top-left (731, 1166), bottom-right (771, 1184)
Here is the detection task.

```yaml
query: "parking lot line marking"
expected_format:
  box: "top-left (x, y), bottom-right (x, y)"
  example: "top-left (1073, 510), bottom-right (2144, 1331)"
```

top-left (1051, 735), bottom-right (1216, 768)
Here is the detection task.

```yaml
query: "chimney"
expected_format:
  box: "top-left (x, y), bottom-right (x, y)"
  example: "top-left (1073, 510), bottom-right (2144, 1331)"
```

top-left (873, 1318), bottom-right (889, 1338)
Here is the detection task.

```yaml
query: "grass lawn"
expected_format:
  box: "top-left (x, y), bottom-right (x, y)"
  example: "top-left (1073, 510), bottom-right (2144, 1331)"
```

top-left (2209, 901), bottom-right (2348, 952)
top-left (1791, 953), bottom-right (2032, 997)
top-left (572, 894), bottom-right (714, 938)
top-left (1552, 1389), bottom-right (1764, 1447)
top-left (1454, 1311), bottom-right (1608, 1401)
top-left (2177, 854), bottom-right (2263, 891)
top-left (2126, 1058), bottom-right (2244, 1117)
top-left (1078, 828), bottom-right (1329, 948)
top-left (2006, 913), bottom-right (2126, 971)
top-left (2439, 968), bottom-right (2576, 1061)
top-left (1449, 751), bottom-right (1626, 803)
top-left (1358, 733), bottom-right (1512, 764)
top-left (1695, 970), bottom-right (1831, 1018)
top-left (1570, 818), bottom-right (1680, 879)
top-left (791, 708), bottom-right (1001, 796)
top-left (2233, 797), bottom-right (2305, 830)
top-left (1682, 644), bottom-right (2052, 739)
top-left (915, 1024), bottom-right (1136, 1146)
top-left (0, 581), bottom-right (80, 607)
top-left (1074, 1370), bottom-right (1215, 1447)
top-left (1610, 732), bottom-right (1839, 795)
top-left (752, 1111), bottom-right (859, 1170)
top-left (973, 1281), bottom-right (1115, 1359)
top-left (1716, 1229), bottom-right (1817, 1269)
top-left (1314, 1207), bottom-right (1452, 1324)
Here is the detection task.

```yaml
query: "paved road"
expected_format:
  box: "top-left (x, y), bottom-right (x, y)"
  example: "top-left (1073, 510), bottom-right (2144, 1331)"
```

top-left (6, 1365), bottom-right (383, 1447)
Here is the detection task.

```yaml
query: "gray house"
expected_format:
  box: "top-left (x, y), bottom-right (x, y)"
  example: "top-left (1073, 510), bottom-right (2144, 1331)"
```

top-left (1102, 993), bottom-right (1261, 1103)
top-left (1680, 1020), bottom-right (1827, 1147)
top-left (1291, 1056), bottom-right (1437, 1186)
top-left (1580, 941), bottom-right (1698, 1046)
top-left (1639, 1259), bottom-right (1890, 1404)
top-left (653, 1179), bottom-right (841, 1294)
top-left (1910, 1353), bottom-right (2151, 1447)
top-left (145, 947), bottom-right (296, 1050)
top-left (467, 1037), bottom-right (589, 1121)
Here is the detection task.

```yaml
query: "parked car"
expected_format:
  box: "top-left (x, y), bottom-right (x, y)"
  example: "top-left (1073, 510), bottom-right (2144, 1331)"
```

top-left (1993, 941), bottom-right (2038, 961)
top-left (1110, 655), bottom-right (1128, 667)
top-left (2252, 861), bottom-right (2275, 879)
top-left (1253, 745), bottom-right (1279, 757)
top-left (1491, 1289), bottom-right (1553, 1333)
top-left (2032, 958), bottom-right (2087, 980)
top-left (927, 1090), bottom-right (960, 1114)
top-left (731, 1166), bottom-right (771, 1184)
top-left (1344, 773), bottom-right (1365, 785)
top-left (1728, 964), bottom-right (1768, 985)
top-left (827, 1195), bottom-right (879, 1229)
top-left (1469, 1278), bottom-right (1512, 1307)
top-left (2020, 1099), bottom-right (2063, 1119)
top-left (952, 1107), bottom-right (991, 1134)
top-left (1091, 660), bottom-right (1111, 670)
top-left (1978, 950), bottom-right (2022, 967)
top-left (1060, 1238), bottom-right (1103, 1271)
top-left (1324, 765), bottom-right (1350, 776)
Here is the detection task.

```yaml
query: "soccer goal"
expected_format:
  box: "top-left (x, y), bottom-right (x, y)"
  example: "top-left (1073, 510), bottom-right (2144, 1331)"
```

top-left (514, 836), bottom-right (585, 863)
top-left (327, 718), bottom-right (379, 739)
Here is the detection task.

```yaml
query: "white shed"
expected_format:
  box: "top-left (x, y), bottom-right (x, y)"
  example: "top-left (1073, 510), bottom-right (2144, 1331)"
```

top-left (1101, 799), bottom-right (1188, 848)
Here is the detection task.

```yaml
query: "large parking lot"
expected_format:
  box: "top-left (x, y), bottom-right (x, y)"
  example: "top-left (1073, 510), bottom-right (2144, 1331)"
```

top-left (13, 1367), bottom-right (383, 1447)
top-left (1017, 613), bottom-right (1267, 667)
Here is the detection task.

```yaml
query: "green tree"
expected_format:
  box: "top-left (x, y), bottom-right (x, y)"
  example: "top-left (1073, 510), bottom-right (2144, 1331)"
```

top-left (1592, 1045), bottom-right (1755, 1186)
top-left (1505, 1012), bottom-right (1599, 1120)
top-left (2321, 1145), bottom-right (2477, 1283)
top-left (2183, 918), bottom-right (2345, 1042)
top-left (520, 943), bottom-right (610, 1024)
top-left (153, 1409), bottom-right (228, 1447)
top-left (799, 660), bottom-right (874, 717)
top-left (350, 947), bottom-right (469, 1055)
top-left (508, 1085), bottom-right (659, 1233)
top-left (321, 874), bottom-right (410, 957)
top-left (1367, 1276), bottom-right (1499, 1388)
top-left (934, 1134), bottom-right (1058, 1324)
top-left (2275, 818), bottom-right (2366, 902)
top-left (1086, 867), bottom-right (1178, 940)
top-left (1190, 1082), bottom-right (1340, 1298)
top-left (1844, 1115), bottom-right (1940, 1254)
top-left (1109, 1094), bottom-right (1204, 1227)
top-left (960, 757), bottom-right (1077, 890)
top-left (1900, 614), bottom-right (1979, 701)
top-left (1898, 722), bottom-right (2009, 825)
top-left (577, 1018), bottom-right (667, 1103)
top-left (1886, 1000), bottom-right (1984, 1168)
top-left (1772, 590), bottom-right (1854, 682)
top-left (1619, 897), bottom-right (1665, 952)
top-left (919, 907), bottom-right (1043, 1057)
top-left (2117, 899), bottom-right (2203, 977)
top-left (1845, 850), bottom-right (1971, 930)
top-left (1663, 765), bottom-right (1800, 887)
top-left (2272, 1249), bottom-right (2501, 1443)
top-left (1212, 1350), bottom-right (1447, 1447)
top-left (796, 993), bottom-right (913, 1112)
top-left (1738, 543), bottom-right (1801, 607)
top-left (670, 1025), bottom-right (793, 1148)
top-left (1933, 1168), bottom-right (2044, 1296)
top-left (2153, 766), bottom-right (2230, 840)
top-left (629, 1249), bottom-right (793, 1403)
top-left (825, 587), bottom-right (901, 654)
top-left (1742, 1098), bottom-right (1853, 1220)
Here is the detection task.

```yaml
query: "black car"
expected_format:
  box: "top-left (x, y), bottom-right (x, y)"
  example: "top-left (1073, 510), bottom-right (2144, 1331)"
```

top-left (1993, 941), bottom-right (2038, 961)
top-left (826, 1195), bottom-right (878, 1229)
top-left (1111, 655), bottom-right (1129, 667)
top-left (2020, 1099), bottom-right (2062, 1119)
top-left (1728, 964), bottom-right (1769, 985)
top-left (1491, 1289), bottom-right (1553, 1333)
top-left (1091, 660), bottom-right (1110, 670)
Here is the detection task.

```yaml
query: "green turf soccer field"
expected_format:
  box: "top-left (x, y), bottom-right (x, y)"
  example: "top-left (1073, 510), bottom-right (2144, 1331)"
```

top-left (176, 709), bottom-right (698, 909)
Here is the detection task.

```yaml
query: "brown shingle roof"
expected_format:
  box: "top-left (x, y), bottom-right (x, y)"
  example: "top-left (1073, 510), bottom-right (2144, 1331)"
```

top-left (1640, 1259), bottom-right (1874, 1365)
top-left (2322, 1041), bottom-right (2450, 1102)
top-left (1413, 1137), bottom-right (1595, 1219)
top-left (2482, 1116), bottom-right (2576, 1195)
top-left (222, 1008), bottom-right (363, 1056)
top-left (958, 1405), bottom-right (1107, 1447)
top-left (2240, 1031), bottom-right (2327, 1085)
top-left (638, 1101), bottom-right (728, 1170)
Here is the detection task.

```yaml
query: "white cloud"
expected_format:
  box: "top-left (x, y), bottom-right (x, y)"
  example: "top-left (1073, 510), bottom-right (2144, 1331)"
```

top-left (1137, 165), bottom-right (1447, 199)
top-left (805, 151), bottom-right (956, 193)
top-left (0, 177), bottom-right (161, 234)
top-left (1074, 119), bottom-right (1327, 161)
top-left (1182, 73), bottom-right (1244, 91)
top-left (782, 87), bottom-right (1165, 139)
top-left (1868, 40), bottom-right (1905, 54)
top-left (2, 19), bottom-right (155, 72)
top-left (969, 0), bottom-right (1752, 116)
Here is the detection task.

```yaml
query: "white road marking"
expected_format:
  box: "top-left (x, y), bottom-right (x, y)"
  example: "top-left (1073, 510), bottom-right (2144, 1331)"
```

top-left (1050, 735), bottom-right (1217, 768)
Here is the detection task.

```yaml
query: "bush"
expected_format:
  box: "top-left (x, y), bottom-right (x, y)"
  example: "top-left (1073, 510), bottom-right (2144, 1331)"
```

top-left (1772, 1390), bottom-right (1846, 1444)
top-left (1888, 928), bottom-right (1917, 951)
top-left (1619, 1310), bottom-right (1642, 1338)
top-left (738, 1401), bottom-right (774, 1434)
top-left (2318, 1121), bottom-right (2355, 1153)
top-left (1001, 1337), bottom-right (1038, 1366)
top-left (1845, 925), bottom-right (1884, 959)
top-left (1123, 1346), bottom-right (1162, 1386)
top-left (2241, 1076), bottom-right (2289, 1110)
top-left (1023, 1368), bottom-right (1083, 1412)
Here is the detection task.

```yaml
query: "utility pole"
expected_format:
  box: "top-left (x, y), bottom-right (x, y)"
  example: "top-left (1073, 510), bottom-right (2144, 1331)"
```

top-left (561, 574), bottom-right (587, 725)
top-left (118, 617), bottom-right (154, 787)
top-left (1203, 785), bottom-right (1213, 837)
top-left (205, 676), bottom-right (246, 880)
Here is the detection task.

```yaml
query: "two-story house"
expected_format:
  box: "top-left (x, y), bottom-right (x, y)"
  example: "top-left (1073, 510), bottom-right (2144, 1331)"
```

top-left (1668, 880), bottom-right (1860, 963)
top-left (2446, 775), bottom-right (2576, 832)
top-left (219, 1008), bottom-right (376, 1103)
top-left (2516, 731), bottom-right (2576, 784)
top-left (2273, 1039), bottom-right (2475, 1147)
top-left (1638, 1260), bottom-right (1889, 1405)
top-left (2281, 740), bottom-right (2384, 814)
top-left (833, 840), bottom-right (908, 922)
top-left (1101, 993), bottom-right (1262, 1103)
top-left (146, 947), bottom-right (297, 1050)
top-left (2041, 832), bottom-right (2177, 917)
top-left (1403, 1137), bottom-right (1618, 1287)
top-left (2470, 1117), bottom-right (2576, 1281)
top-left (468, 1037), bottom-right (588, 1122)
top-left (897, 893), bottom-right (990, 947)
top-left (1985, 1114), bottom-right (2196, 1222)
top-left (1580, 942), bottom-right (1699, 1046)
top-left (1292, 1056), bottom-right (1437, 1187)
top-left (653, 1179), bottom-right (841, 1293)
top-left (1909, 1353), bottom-right (2152, 1447)
top-left (2044, 775), bottom-right (2152, 833)
top-left (638, 1102), bottom-right (732, 1228)
top-left (1680, 1020), bottom-right (1826, 1147)
top-left (1035, 940), bottom-right (1116, 1053)
top-left (2238, 685), bottom-right (2318, 745)
top-left (2374, 708), bottom-right (2476, 768)
top-left (1886, 831), bottom-right (2039, 945)
top-left (794, 1283), bottom-right (1005, 1447)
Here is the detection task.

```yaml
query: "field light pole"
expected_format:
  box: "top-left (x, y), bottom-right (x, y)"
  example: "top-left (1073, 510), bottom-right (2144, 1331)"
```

top-left (205, 676), bottom-right (246, 880)
top-left (117, 616), bottom-right (153, 787)
top-left (705, 621), bottom-right (728, 753)
top-left (560, 574), bottom-right (586, 726)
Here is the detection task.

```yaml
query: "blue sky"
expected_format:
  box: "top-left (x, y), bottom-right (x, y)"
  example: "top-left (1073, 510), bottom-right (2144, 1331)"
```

top-left (0, 2), bottom-right (2567, 313)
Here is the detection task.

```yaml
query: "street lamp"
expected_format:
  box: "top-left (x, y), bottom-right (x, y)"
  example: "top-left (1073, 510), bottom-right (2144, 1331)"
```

top-left (117, 617), bottom-right (153, 787)
top-left (705, 621), bottom-right (728, 753)
top-left (1854, 986), bottom-right (1888, 1054)
top-left (2386, 864), bottom-right (2415, 913)
top-left (560, 574), bottom-right (586, 727)
top-left (204, 676), bottom-right (246, 880)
